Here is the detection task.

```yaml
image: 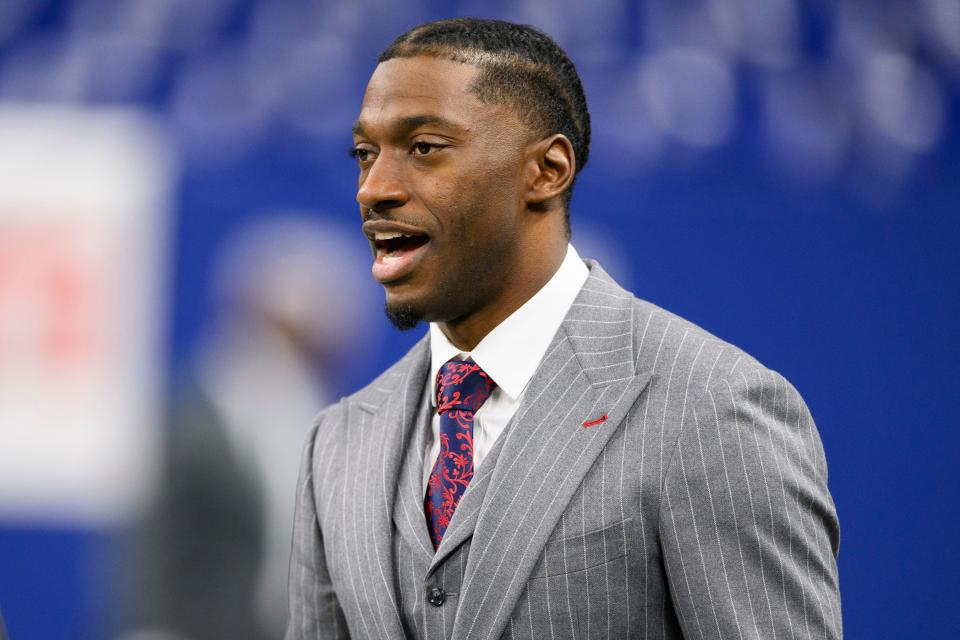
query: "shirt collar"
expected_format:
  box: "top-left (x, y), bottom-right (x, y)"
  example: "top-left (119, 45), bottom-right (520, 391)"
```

top-left (429, 243), bottom-right (589, 405)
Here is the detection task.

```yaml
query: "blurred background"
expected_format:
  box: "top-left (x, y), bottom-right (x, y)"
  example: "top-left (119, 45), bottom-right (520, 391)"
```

top-left (0, 0), bottom-right (957, 638)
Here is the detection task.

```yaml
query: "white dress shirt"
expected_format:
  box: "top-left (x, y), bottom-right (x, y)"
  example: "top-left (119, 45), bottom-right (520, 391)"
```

top-left (422, 244), bottom-right (589, 495)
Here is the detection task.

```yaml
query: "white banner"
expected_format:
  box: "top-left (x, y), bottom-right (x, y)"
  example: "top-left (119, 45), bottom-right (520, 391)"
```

top-left (0, 106), bottom-right (173, 525)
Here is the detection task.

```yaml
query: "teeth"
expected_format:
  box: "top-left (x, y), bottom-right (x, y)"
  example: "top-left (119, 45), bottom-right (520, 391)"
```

top-left (374, 231), bottom-right (412, 241)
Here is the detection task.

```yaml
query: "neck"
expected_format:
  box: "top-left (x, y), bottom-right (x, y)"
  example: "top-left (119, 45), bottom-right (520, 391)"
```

top-left (437, 233), bottom-right (567, 351)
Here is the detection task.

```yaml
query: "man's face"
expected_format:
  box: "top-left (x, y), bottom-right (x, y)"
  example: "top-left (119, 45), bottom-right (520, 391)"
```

top-left (352, 55), bottom-right (531, 329)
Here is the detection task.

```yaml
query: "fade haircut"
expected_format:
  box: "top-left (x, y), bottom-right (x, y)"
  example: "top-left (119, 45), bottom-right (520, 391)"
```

top-left (378, 17), bottom-right (591, 225)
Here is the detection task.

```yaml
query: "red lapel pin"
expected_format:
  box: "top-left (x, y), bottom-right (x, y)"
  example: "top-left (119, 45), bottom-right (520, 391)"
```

top-left (582, 413), bottom-right (608, 428)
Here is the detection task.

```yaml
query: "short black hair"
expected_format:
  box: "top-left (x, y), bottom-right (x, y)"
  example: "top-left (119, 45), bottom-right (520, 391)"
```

top-left (379, 17), bottom-right (591, 221)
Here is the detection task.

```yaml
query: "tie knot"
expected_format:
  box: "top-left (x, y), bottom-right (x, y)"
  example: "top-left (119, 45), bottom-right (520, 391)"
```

top-left (436, 357), bottom-right (495, 414)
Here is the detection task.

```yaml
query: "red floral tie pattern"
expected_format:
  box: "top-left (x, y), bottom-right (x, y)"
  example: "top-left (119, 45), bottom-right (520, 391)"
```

top-left (425, 357), bottom-right (495, 550)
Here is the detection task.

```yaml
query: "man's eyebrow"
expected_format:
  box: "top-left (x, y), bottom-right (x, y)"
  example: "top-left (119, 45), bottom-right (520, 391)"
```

top-left (351, 115), bottom-right (463, 137)
top-left (395, 115), bottom-right (461, 133)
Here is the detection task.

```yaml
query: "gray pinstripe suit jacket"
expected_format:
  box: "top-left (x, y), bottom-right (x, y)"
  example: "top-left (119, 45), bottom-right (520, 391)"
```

top-left (287, 261), bottom-right (842, 640)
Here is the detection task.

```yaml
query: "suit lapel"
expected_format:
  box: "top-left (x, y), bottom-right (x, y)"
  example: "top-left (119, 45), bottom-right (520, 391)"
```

top-left (450, 263), bottom-right (653, 640)
top-left (391, 365), bottom-right (439, 563)
top-left (350, 336), bottom-right (431, 638)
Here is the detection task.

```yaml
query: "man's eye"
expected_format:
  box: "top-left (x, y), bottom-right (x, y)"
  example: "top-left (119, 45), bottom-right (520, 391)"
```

top-left (349, 147), bottom-right (374, 163)
top-left (412, 141), bottom-right (438, 156)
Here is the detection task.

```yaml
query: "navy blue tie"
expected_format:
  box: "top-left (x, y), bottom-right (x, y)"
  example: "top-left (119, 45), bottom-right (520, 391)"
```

top-left (424, 357), bottom-right (495, 549)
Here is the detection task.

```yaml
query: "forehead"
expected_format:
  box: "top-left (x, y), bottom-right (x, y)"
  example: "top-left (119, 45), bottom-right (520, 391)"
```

top-left (357, 56), bottom-right (489, 134)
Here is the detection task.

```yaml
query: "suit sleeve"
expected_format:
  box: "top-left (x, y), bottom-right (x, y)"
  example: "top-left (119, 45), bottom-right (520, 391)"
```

top-left (659, 366), bottom-right (842, 640)
top-left (286, 413), bottom-right (351, 639)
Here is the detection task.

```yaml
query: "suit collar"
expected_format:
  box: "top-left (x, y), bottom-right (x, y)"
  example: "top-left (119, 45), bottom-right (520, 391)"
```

top-left (355, 259), bottom-right (632, 418)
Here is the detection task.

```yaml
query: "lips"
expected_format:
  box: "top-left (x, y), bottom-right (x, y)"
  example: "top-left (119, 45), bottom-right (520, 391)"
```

top-left (363, 221), bottom-right (431, 284)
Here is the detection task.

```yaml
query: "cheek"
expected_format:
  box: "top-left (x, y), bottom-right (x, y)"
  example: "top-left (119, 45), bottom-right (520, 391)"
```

top-left (458, 159), bottom-right (522, 221)
top-left (416, 146), bottom-right (524, 250)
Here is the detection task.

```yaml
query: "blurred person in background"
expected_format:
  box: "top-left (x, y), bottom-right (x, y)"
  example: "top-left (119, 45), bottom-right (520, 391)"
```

top-left (129, 214), bottom-right (374, 640)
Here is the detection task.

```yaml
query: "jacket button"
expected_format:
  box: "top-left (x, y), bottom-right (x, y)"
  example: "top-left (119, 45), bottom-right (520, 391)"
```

top-left (427, 587), bottom-right (446, 607)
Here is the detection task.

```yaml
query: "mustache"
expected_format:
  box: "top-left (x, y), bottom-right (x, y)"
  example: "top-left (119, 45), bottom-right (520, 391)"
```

top-left (362, 209), bottom-right (428, 226)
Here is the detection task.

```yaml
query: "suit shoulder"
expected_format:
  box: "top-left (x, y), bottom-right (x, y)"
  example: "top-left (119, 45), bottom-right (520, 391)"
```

top-left (303, 337), bottom-right (426, 458)
top-left (319, 333), bottom-right (429, 416)
top-left (629, 295), bottom-right (771, 394)
top-left (576, 263), bottom-right (773, 392)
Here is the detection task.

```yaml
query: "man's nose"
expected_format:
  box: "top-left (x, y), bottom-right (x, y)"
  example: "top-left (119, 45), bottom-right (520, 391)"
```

top-left (357, 152), bottom-right (408, 212)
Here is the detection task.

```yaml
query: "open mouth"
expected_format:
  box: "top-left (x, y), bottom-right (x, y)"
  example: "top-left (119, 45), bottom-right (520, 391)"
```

top-left (370, 230), bottom-right (431, 283)
top-left (373, 231), bottom-right (430, 261)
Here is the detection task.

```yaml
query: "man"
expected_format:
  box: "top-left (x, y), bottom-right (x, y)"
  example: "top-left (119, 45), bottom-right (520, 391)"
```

top-left (287, 17), bottom-right (841, 640)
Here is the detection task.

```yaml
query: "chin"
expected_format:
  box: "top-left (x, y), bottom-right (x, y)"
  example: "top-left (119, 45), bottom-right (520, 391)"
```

top-left (384, 300), bottom-right (424, 331)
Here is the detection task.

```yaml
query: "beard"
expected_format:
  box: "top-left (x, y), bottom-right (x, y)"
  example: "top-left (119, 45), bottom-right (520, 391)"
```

top-left (384, 301), bottom-right (422, 331)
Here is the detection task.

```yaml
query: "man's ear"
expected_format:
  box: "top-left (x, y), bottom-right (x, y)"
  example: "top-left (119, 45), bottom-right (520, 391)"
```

top-left (524, 134), bottom-right (576, 207)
